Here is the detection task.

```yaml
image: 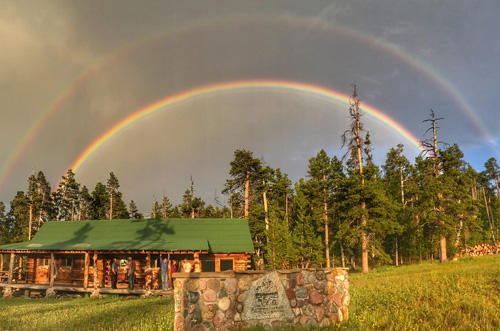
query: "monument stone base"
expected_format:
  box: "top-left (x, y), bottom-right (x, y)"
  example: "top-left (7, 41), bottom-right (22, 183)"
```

top-left (173, 268), bottom-right (349, 330)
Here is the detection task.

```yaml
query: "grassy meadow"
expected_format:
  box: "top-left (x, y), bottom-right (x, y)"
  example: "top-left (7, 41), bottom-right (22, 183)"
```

top-left (340, 254), bottom-right (500, 330)
top-left (1, 254), bottom-right (500, 330)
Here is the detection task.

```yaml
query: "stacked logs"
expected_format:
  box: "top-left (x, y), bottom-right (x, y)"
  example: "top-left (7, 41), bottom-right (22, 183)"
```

top-left (459, 243), bottom-right (499, 256)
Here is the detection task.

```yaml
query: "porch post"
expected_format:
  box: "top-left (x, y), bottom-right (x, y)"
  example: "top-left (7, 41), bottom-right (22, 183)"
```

top-left (18, 256), bottom-right (23, 281)
top-left (1, 254), bottom-right (4, 271)
top-left (49, 252), bottom-right (55, 287)
top-left (93, 252), bottom-right (99, 288)
top-left (7, 252), bottom-right (15, 284)
top-left (83, 252), bottom-right (89, 290)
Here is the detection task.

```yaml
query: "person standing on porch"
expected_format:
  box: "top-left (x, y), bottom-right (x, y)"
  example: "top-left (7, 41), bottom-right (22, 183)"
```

top-left (111, 258), bottom-right (118, 289)
top-left (127, 257), bottom-right (135, 290)
top-left (159, 253), bottom-right (170, 290)
top-left (171, 260), bottom-right (177, 289)
top-left (182, 259), bottom-right (192, 273)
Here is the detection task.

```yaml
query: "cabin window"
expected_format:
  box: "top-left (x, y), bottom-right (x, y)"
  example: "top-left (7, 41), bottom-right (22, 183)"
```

top-left (120, 259), bottom-right (127, 268)
top-left (60, 258), bottom-right (72, 267)
top-left (38, 258), bottom-right (50, 266)
top-left (220, 259), bottom-right (233, 271)
top-left (201, 260), bottom-right (215, 272)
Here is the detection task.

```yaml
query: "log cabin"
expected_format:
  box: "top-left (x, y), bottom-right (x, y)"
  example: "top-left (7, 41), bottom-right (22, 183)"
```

top-left (0, 218), bottom-right (254, 294)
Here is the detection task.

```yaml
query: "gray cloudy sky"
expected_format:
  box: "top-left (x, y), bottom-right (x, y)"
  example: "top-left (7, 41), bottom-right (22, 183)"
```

top-left (1, 1), bottom-right (499, 214)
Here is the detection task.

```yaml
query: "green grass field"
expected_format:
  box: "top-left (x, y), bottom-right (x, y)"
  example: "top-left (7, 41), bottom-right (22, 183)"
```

top-left (1, 255), bottom-right (500, 330)
top-left (340, 254), bottom-right (500, 331)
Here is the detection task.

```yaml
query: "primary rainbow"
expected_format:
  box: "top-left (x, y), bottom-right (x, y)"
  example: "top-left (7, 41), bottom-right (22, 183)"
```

top-left (70, 80), bottom-right (427, 172)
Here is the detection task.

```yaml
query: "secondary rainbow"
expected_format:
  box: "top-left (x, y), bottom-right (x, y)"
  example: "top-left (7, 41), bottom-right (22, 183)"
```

top-left (3, 14), bottom-right (491, 192)
top-left (71, 80), bottom-right (427, 172)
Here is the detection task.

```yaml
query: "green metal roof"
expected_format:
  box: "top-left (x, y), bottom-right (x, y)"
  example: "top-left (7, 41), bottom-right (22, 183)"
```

top-left (0, 218), bottom-right (254, 253)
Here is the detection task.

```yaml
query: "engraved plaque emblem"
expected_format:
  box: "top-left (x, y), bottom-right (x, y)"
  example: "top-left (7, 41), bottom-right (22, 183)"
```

top-left (241, 271), bottom-right (294, 321)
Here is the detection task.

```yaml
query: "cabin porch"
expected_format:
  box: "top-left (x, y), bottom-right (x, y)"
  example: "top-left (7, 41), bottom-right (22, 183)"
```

top-left (0, 281), bottom-right (173, 298)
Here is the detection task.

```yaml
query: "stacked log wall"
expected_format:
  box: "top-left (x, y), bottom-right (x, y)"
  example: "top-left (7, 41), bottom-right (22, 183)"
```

top-left (459, 243), bottom-right (498, 256)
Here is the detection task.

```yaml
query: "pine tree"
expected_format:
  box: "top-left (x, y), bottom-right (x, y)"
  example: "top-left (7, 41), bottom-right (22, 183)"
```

top-left (53, 169), bottom-right (80, 221)
top-left (265, 207), bottom-right (293, 269)
top-left (152, 199), bottom-right (162, 219)
top-left (106, 172), bottom-right (121, 220)
top-left (439, 145), bottom-right (480, 251)
top-left (26, 171), bottom-right (52, 238)
top-left (483, 158), bottom-right (500, 199)
top-left (78, 186), bottom-right (92, 220)
top-left (90, 182), bottom-right (108, 220)
top-left (420, 110), bottom-right (449, 262)
top-left (382, 144), bottom-right (413, 265)
top-left (223, 150), bottom-right (263, 219)
top-left (0, 202), bottom-right (7, 244)
top-left (307, 149), bottom-right (337, 268)
top-left (129, 200), bottom-right (143, 219)
top-left (291, 180), bottom-right (324, 268)
top-left (162, 196), bottom-right (172, 218)
top-left (7, 191), bottom-right (29, 242)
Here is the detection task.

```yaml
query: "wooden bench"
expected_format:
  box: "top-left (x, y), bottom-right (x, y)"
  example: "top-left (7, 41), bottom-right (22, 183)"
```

top-left (0, 268), bottom-right (19, 283)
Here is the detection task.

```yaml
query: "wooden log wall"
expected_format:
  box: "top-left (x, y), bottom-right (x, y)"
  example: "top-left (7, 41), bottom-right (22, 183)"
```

top-left (17, 252), bottom-right (252, 289)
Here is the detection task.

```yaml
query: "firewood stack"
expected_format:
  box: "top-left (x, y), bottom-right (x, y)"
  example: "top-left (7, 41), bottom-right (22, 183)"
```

top-left (459, 243), bottom-right (499, 256)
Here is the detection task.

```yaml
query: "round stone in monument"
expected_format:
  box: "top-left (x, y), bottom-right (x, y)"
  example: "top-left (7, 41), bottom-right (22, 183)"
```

top-left (223, 278), bottom-right (238, 294)
top-left (189, 291), bottom-right (200, 304)
top-left (218, 297), bottom-right (231, 311)
top-left (308, 290), bottom-right (324, 305)
top-left (203, 289), bottom-right (217, 302)
top-left (213, 310), bottom-right (227, 328)
top-left (237, 292), bottom-right (246, 303)
top-left (296, 286), bottom-right (308, 298)
top-left (304, 271), bottom-right (317, 285)
top-left (207, 278), bottom-right (220, 292)
top-left (186, 279), bottom-right (199, 292)
top-left (218, 288), bottom-right (228, 298)
top-left (202, 304), bottom-right (217, 319)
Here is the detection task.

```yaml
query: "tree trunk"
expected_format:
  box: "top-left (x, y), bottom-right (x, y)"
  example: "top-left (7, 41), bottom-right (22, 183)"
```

top-left (439, 236), bottom-right (448, 263)
top-left (263, 180), bottom-right (269, 231)
top-left (361, 214), bottom-right (369, 273)
top-left (28, 204), bottom-right (33, 241)
top-left (495, 176), bottom-right (500, 199)
top-left (355, 103), bottom-right (368, 273)
top-left (285, 191), bottom-right (289, 227)
top-left (244, 171), bottom-right (250, 218)
top-left (483, 187), bottom-right (497, 245)
top-left (340, 244), bottom-right (346, 269)
top-left (400, 166), bottom-right (405, 205)
top-left (324, 199), bottom-right (330, 268)
top-left (109, 193), bottom-right (113, 220)
top-left (455, 219), bottom-right (463, 247)
top-left (395, 235), bottom-right (399, 267)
